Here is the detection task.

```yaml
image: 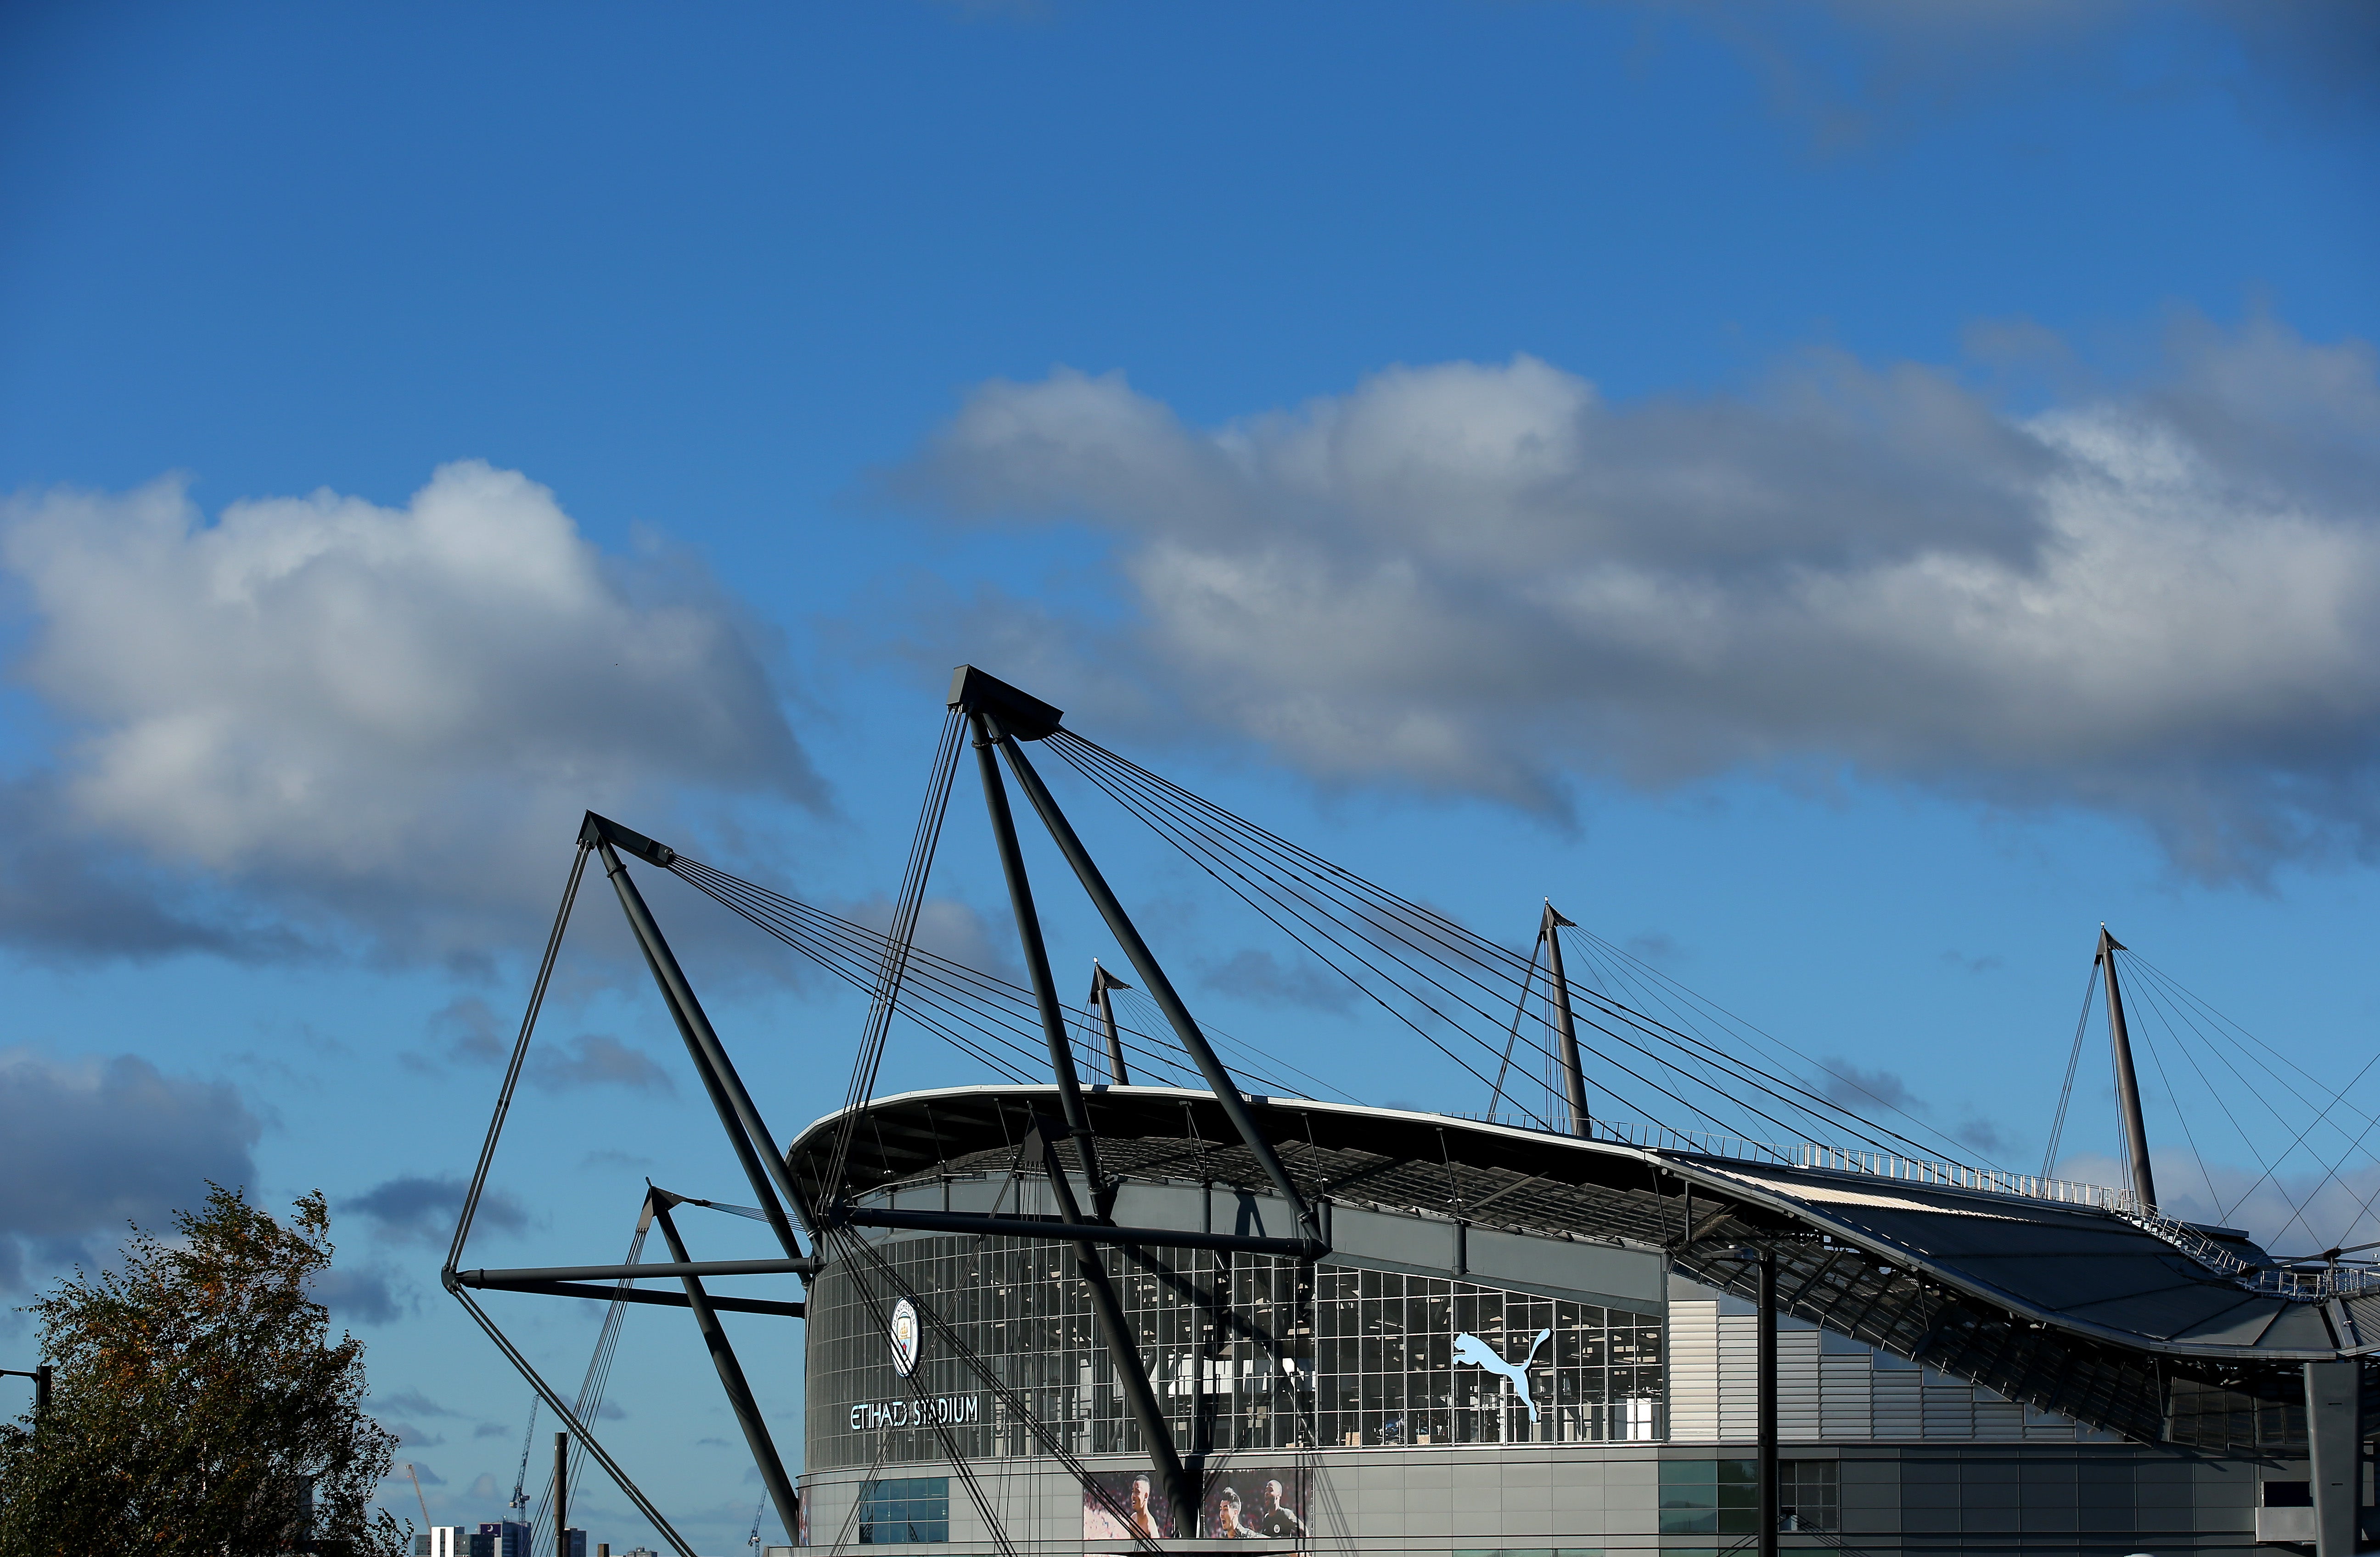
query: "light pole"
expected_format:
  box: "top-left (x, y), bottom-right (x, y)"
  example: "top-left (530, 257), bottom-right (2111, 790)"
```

top-left (0, 1364), bottom-right (51, 1428)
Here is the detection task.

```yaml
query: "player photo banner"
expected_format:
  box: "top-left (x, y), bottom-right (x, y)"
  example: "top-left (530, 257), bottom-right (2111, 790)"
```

top-left (1081, 1468), bottom-right (1179, 1540)
top-left (1200, 1464), bottom-right (1309, 1541)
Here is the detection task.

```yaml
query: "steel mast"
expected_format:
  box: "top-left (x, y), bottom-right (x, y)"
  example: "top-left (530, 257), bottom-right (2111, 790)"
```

top-left (1089, 962), bottom-right (1132, 1085)
top-left (2098, 928), bottom-right (2157, 1210)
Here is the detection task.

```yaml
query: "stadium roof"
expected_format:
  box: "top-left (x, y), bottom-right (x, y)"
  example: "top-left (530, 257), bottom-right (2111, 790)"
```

top-left (794, 1083), bottom-right (2363, 1445)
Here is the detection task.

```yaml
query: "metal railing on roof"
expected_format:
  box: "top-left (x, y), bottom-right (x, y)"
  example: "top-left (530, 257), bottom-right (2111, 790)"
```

top-left (1456, 1109), bottom-right (2380, 1303)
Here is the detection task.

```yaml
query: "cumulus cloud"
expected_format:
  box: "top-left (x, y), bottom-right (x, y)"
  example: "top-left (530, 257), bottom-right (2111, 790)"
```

top-left (842, 895), bottom-right (1022, 982)
top-left (1200, 947), bottom-right (1356, 1012)
top-left (0, 1050), bottom-right (261, 1289)
top-left (526, 1033), bottom-right (674, 1095)
top-left (428, 997), bottom-right (507, 1065)
top-left (1638, 1), bottom-right (2379, 149)
top-left (315, 1264), bottom-right (410, 1325)
top-left (1816, 1058), bottom-right (1922, 1115)
top-left (0, 460), bottom-right (820, 965)
top-left (346, 1173), bottom-right (528, 1247)
top-left (897, 315), bottom-right (2380, 879)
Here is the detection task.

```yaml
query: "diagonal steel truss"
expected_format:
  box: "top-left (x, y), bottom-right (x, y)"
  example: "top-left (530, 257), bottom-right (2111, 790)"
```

top-left (445, 667), bottom-right (1331, 1551)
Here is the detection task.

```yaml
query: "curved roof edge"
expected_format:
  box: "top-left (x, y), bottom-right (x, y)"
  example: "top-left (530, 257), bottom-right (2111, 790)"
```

top-left (786, 1085), bottom-right (2346, 1367)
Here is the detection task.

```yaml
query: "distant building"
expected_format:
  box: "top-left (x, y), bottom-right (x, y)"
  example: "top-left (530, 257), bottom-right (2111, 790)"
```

top-left (412, 1528), bottom-right (472, 1557)
top-left (561, 1528), bottom-right (587, 1557)
top-left (470, 1521), bottom-right (532, 1557)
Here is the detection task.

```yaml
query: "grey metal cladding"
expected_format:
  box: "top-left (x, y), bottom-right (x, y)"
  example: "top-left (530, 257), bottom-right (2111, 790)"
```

top-left (1327, 1204), bottom-right (1458, 1276)
top-left (1220, 1188), bottom-right (1297, 1240)
top-left (2259, 1303), bottom-right (2336, 1351)
top-left (1107, 1180), bottom-right (1206, 1232)
top-left (1464, 1226), bottom-right (1664, 1307)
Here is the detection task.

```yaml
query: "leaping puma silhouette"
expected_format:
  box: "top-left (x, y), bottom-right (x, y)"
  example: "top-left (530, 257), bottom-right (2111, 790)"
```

top-left (1453, 1328), bottom-right (1552, 1421)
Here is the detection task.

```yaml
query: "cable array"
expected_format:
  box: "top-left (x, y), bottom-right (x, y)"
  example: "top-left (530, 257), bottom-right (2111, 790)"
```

top-left (529, 1209), bottom-right (653, 1550)
top-left (1047, 729), bottom-right (1984, 1166)
top-left (2107, 950), bottom-right (2380, 1260)
top-left (662, 857), bottom-right (1326, 1103)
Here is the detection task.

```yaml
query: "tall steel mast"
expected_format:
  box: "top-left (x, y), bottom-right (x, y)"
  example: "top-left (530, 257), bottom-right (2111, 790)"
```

top-left (2098, 928), bottom-right (2157, 1210)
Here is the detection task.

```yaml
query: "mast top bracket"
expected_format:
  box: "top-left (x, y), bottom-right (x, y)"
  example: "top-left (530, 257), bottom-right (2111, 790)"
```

top-left (581, 811), bottom-right (676, 868)
top-left (949, 665), bottom-right (1065, 741)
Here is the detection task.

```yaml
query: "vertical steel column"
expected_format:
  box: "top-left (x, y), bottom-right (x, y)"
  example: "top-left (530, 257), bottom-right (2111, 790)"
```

top-left (994, 730), bottom-right (1318, 1242)
top-left (1540, 902), bottom-right (1590, 1138)
top-left (2098, 928), bottom-right (2158, 1210)
top-left (595, 835), bottom-right (808, 1257)
top-left (2307, 1359), bottom-right (2360, 1557)
top-left (1026, 1118), bottom-right (1197, 1537)
top-left (1756, 1245), bottom-right (1779, 1557)
top-left (651, 1199), bottom-right (801, 1544)
top-left (1091, 963), bottom-right (1133, 1085)
top-left (969, 712), bottom-right (1105, 1192)
top-left (554, 1432), bottom-right (569, 1557)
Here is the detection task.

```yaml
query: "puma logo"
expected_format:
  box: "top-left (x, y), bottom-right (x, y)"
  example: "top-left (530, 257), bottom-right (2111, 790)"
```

top-left (1453, 1328), bottom-right (1552, 1421)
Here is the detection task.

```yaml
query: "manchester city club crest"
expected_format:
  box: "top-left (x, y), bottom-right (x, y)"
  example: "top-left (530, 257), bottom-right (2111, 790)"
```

top-left (888, 1297), bottom-right (921, 1377)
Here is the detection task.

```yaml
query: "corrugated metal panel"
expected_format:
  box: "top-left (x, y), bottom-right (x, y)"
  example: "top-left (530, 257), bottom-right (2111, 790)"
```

top-left (1668, 1299), bottom-right (1720, 1441)
top-left (1872, 1366), bottom-right (1923, 1439)
top-left (1921, 1368), bottom-right (1974, 1439)
top-left (1973, 1390), bottom-right (2028, 1441)
top-left (1779, 1328), bottom-right (1822, 1441)
top-left (1718, 1312), bottom-right (1758, 1442)
top-left (1820, 1353), bottom-right (1872, 1439)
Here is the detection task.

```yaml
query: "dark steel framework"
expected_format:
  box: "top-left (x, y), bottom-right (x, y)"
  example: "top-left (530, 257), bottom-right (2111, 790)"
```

top-left (443, 668), bottom-right (1341, 1552)
top-left (442, 814), bottom-right (810, 1557)
top-left (892, 665), bottom-right (1331, 1535)
top-left (441, 663), bottom-right (2370, 1554)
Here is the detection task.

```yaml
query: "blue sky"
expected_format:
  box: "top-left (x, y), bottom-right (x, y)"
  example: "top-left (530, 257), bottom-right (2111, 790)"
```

top-left (2, 1), bottom-right (2376, 1548)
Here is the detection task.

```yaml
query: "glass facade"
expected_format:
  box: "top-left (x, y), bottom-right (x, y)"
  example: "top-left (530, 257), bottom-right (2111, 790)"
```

top-left (1314, 1265), bottom-right (1663, 1447)
top-left (1656, 1459), bottom-right (1837, 1535)
top-left (808, 1232), bottom-right (1663, 1470)
top-left (857, 1478), bottom-right (950, 1544)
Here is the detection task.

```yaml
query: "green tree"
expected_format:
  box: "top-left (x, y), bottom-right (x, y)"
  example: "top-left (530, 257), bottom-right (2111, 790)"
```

top-left (0, 1185), bottom-right (409, 1556)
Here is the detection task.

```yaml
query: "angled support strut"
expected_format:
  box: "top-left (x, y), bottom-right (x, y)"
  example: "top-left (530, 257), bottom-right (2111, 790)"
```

top-left (587, 813), bottom-right (813, 1255)
top-left (995, 723), bottom-right (1319, 1242)
top-left (967, 712), bottom-right (1109, 1204)
top-left (651, 1194), bottom-right (800, 1546)
top-left (1027, 1115), bottom-right (1197, 1536)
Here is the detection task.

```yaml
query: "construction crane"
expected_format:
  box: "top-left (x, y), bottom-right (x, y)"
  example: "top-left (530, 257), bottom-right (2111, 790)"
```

top-left (407, 1463), bottom-right (432, 1532)
top-left (747, 1490), bottom-right (769, 1551)
top-left (508, 1399), bottom-right (539, 1517)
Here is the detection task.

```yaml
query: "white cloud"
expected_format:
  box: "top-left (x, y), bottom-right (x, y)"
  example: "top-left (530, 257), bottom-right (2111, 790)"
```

top-left (0, 461), bottom-right (820, 963)
top-left (0, 1050), bottom-right (262, 1289)
top-left (898, 315), bottom-right (2380, 877)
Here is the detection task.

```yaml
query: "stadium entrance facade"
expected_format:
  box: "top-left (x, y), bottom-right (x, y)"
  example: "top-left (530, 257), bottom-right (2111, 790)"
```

top-left (791, 1084), bottom-right (2361, 1555)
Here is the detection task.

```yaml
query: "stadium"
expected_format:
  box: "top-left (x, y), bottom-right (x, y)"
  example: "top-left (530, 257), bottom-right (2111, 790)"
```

top-left (448, 668), bottom-right (2378, 1557)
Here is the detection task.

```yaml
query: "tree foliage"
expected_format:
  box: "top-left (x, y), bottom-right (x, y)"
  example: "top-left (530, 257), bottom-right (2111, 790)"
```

top-left (0, 1185), bottom-right (408, 1556)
